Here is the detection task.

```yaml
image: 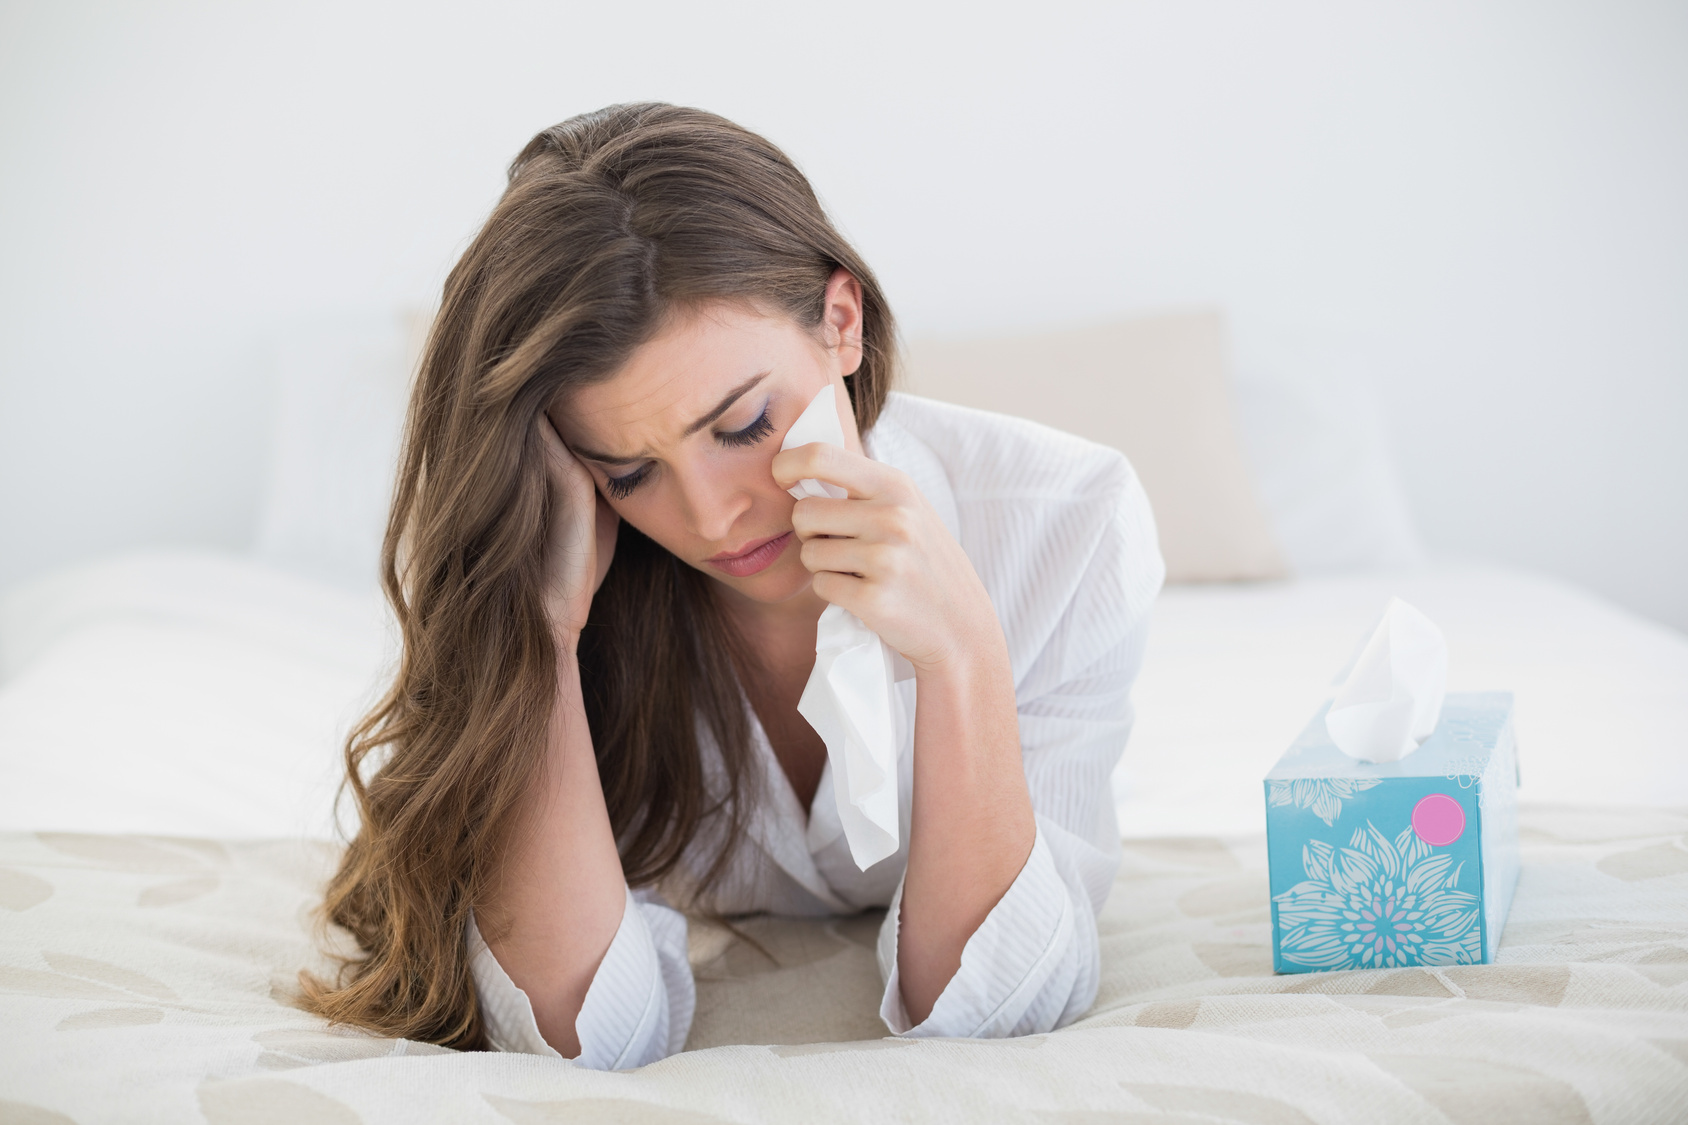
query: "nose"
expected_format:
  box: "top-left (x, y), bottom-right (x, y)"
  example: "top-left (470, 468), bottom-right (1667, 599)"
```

top-left (674, 456), bottom-right (753, 545)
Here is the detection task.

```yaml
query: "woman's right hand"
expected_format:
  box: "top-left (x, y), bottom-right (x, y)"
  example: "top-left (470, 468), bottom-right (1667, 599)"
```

top-left (538, 412), bottom-right (619, 646)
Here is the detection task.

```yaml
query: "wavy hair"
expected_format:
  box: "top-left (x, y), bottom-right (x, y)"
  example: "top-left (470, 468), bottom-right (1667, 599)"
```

top-left (300, 104), bottom-right (896, 1048)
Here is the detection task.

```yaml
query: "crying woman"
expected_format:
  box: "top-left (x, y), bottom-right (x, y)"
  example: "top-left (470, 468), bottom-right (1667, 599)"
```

top-left (303, 102), bottom-right (1164, 1066)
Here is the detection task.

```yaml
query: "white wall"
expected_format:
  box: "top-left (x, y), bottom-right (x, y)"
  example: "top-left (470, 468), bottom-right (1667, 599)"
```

top-left (2, 0), bottom-right (1684, 629)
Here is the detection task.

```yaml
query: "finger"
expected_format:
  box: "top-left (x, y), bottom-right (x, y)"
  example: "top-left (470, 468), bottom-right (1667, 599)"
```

top-left (808, 569), bottom-right (897, 629)
top-left (535, 413), bottom-right (597, 502)
top-left (799, 536), bottom-right (897, 580)
top-left (771, 443), bottom-right (902, 500)
top-left (536, 413), bottom-right (577, 482)
top-left (592, 492), bottom-right (620, 593)
top-left (537, 411), bottom-right (568, 460)
top-left (790, 495), bottom-right (914, 544)
top-left (808, 568), bottom-right (871, 615)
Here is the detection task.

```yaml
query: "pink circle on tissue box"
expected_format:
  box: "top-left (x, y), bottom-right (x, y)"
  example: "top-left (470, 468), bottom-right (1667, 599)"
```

top-left (1412, 794), bottom-right (1466, 846)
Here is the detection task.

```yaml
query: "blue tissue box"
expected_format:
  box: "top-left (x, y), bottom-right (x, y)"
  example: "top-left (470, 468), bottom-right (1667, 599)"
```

top-left (1265, 692), bottom-right (1520, 974)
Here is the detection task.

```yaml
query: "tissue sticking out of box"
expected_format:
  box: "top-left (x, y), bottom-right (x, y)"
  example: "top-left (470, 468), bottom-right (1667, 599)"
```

top-left (1326, 597), bottom-right (1449, 763)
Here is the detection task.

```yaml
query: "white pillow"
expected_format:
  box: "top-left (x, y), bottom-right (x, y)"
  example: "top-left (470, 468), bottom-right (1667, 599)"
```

top-left (0, 550), bottom-right (391, 838)
top-left (1231, 364), bottom-right (1426, 575)
top-left (901, 310), bottom-right (1288, 583)
top-left (252, 311), bottom-right (426, 591)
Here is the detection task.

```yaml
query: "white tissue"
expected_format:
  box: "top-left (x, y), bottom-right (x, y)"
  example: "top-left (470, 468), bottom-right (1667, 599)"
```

top-left (1326, 597), bottom-right (1449, 763)
top-left (783, 387), bottom-right (851, 503)
top-left (783, 386), bottom-right (904, 870)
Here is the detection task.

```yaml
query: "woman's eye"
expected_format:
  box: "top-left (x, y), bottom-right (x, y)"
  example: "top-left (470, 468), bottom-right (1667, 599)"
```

top-left (604, 464), bottom-right (650, 499)
top-left (717, 405), bottom-right (775, 448)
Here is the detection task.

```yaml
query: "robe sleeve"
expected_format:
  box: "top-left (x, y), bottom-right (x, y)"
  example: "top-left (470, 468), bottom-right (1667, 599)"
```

top-left (467, 885), bottom-right (694, 1068)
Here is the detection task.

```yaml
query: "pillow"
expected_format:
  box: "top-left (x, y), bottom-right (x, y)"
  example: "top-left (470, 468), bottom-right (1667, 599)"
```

top-left (0, 550), bottom-right (391, 838)
top-left (252, 311), bottom-right (428, 591)
top-left (900, 309), bottom-right (1288, 583)
top-left (1230, 362), bottom-right (1426, 575)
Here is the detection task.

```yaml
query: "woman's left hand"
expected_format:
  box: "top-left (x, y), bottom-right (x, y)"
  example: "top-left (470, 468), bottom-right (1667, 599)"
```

top-left (773, 442), bottom-right (1004, 675)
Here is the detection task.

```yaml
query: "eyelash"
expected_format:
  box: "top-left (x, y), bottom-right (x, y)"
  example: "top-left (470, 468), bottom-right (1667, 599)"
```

top-left (604, 465), bottom-right (650, 500)
top-left (717, 405), bottom-right (775, 447)
top-left (602, 405), bottom-right (776, 499)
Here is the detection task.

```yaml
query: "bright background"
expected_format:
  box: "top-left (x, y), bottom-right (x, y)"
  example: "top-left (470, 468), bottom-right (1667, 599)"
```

top-left (2, 0), bottom-right (1684, 631)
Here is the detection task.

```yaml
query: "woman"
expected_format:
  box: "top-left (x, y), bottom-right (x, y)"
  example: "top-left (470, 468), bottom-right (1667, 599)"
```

top-left (305, 103), bottom-right (1163, 1067)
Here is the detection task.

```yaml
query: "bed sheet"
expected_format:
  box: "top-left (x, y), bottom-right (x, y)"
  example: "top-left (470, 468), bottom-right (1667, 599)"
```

top-left (2, 805), bottom-right (1686, 1123)
top-left (2, 551), bottom-right (1684, 843)
top-left (2, 553), bottom-right (1687, 1120)
top-left (0, 552), bottom-right (391, 839)
top-left (1120, 564), bottom-right (1688, 837)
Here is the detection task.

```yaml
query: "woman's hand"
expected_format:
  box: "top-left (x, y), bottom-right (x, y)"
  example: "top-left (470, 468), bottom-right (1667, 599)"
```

top-left (538, 413), bottom-right (619, 645)
top-left (776, 440), bottom-right (1034, 1028)
top-left (772, 442), bottom-right (1003, 675)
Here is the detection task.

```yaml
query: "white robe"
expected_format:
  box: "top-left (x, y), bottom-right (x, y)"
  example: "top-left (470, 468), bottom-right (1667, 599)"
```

top-left (468, 392), bottom-right (1166, 1067)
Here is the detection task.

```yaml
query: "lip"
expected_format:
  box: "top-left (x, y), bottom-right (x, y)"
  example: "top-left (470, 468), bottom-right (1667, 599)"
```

top-left (705, 532), bottom-right (793, 578)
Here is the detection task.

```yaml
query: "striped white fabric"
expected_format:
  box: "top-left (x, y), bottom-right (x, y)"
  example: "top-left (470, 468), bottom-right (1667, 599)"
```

top-left (469, 392), bottom-right (1165, 1066)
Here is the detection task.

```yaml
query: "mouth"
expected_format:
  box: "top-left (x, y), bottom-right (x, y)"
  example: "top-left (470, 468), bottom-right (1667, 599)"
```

top-left (705, 532), bottom-right (793, 578)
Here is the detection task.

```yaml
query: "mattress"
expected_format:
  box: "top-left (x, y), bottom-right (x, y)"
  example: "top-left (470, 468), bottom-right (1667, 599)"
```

top-left (2, 550), bottom-right (1687, 1121)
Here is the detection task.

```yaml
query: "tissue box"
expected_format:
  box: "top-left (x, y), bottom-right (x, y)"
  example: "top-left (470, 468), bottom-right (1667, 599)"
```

top-left (1265, 692), bottom-right (1520, 973)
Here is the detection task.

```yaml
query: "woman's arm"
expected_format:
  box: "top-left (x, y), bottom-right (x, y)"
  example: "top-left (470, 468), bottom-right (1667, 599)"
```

top-left (474, 648), bottom-right (626, 1057)
top-left (775, 441), bottom-right (1036, 1025)
top-left (899, 632), bottom-right (1036, 1023)
top-left (472, 416), bottom-right (627, 1058)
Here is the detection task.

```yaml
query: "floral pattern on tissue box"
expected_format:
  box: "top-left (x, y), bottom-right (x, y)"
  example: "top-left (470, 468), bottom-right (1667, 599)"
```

top-left (1263, 693), bottom-right (1520, 974)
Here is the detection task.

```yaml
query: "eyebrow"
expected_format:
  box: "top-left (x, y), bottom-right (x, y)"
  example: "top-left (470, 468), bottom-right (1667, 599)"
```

top-left (571, 372), bottom-right (769, 466)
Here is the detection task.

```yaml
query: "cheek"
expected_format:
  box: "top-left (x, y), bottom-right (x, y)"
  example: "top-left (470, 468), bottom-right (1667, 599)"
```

top-left (606, 459), bottom-right (796, 552)
top-left (604, 488), bottom-right (685, 556)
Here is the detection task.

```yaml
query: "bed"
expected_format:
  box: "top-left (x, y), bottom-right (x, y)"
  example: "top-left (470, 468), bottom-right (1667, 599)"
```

top-left (3, 312), bottom-right (1686, 1122)
top-left (2, 550), bottom-right (1686, 1123)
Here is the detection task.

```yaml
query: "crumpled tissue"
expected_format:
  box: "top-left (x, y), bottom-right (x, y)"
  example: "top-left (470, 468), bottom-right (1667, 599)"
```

top-left (783, 385), bottom-right (909, 870)
top-left (1325, 597), bottom-right (1449, 763)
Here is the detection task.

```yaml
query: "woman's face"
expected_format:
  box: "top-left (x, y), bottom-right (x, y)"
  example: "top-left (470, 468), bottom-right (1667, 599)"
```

top-left (551, 280), bottom-right (865, 608)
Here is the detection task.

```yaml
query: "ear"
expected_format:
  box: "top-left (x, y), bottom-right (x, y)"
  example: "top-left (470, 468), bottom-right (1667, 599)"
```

top-left (820, 267), bottom-right (865, 377)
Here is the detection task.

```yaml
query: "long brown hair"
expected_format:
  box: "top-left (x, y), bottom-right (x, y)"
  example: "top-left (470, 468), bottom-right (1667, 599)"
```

top-left (299, 104), bottom-right (895, 1049)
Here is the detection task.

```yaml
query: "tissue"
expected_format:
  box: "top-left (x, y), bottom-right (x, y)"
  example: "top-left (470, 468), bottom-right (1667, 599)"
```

top-left (783, 386), bottom-right (904, 870)
top-left (1325, 597), bottom-right (1448, 763)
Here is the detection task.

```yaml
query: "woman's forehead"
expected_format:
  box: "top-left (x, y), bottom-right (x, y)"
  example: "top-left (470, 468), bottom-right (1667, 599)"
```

top-left (558, 304), bottom-right (814, 454)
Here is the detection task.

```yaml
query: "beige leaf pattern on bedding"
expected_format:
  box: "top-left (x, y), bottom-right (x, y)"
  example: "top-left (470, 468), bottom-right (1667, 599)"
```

top-left (1123, 1083), bottom-right (1318, 1125)
top-left (0, 867), bottom-right (53, 910)
top-left (1371, 1055), bottom-right (1593, 1125)
top-left (56, 1006), bottom-right (165, 1030)
top-left (198, 1079), bottom-right (361, 1125)
top-left (0, 812), bottom-right (1684, 1123)
top-left (0, 1099), bottom-right (77, 1125)
top-left (137, 875), bottom-right (220, 907)
top-left (487, 1096), bottom-right (743, 1124)
top-left (41, 952), bottom-right (177, 1001)
top-left (1597, 839), bottom-right (1688, 882)
top-left (249, 1027), bottom-right (452, 1070)
top-left (1131, 1000), bottom-right (1201, 1029)
top-left (36, 833), bottom-right (217, 873)
top-left (0, 966), bottom-right (137, 1001)
top-left (1441, 964), bottom-right (1571, 1006)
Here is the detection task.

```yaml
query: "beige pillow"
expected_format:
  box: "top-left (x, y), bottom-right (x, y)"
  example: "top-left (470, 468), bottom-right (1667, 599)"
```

top-left (899, 309), bottom-right (1286, 583)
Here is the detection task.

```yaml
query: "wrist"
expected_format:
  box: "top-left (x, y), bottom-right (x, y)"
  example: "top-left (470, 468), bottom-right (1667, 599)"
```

top-left (910, 624), bottom-right (1011, 690)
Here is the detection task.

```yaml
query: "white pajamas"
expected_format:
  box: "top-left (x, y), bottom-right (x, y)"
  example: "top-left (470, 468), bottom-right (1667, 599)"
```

top-left (469, 392), bottom-right (1165, 1067)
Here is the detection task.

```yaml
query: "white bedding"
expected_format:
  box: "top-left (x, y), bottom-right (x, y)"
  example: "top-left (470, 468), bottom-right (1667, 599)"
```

top-left (1123, 564), bottom-right (1688, 837)
top-left (3, 550), bottom-right (1688, 1122)
top-left (3, 807), bottom-right (1687, 1122)
top-left (2, 550), bottom-right (1684, 841)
